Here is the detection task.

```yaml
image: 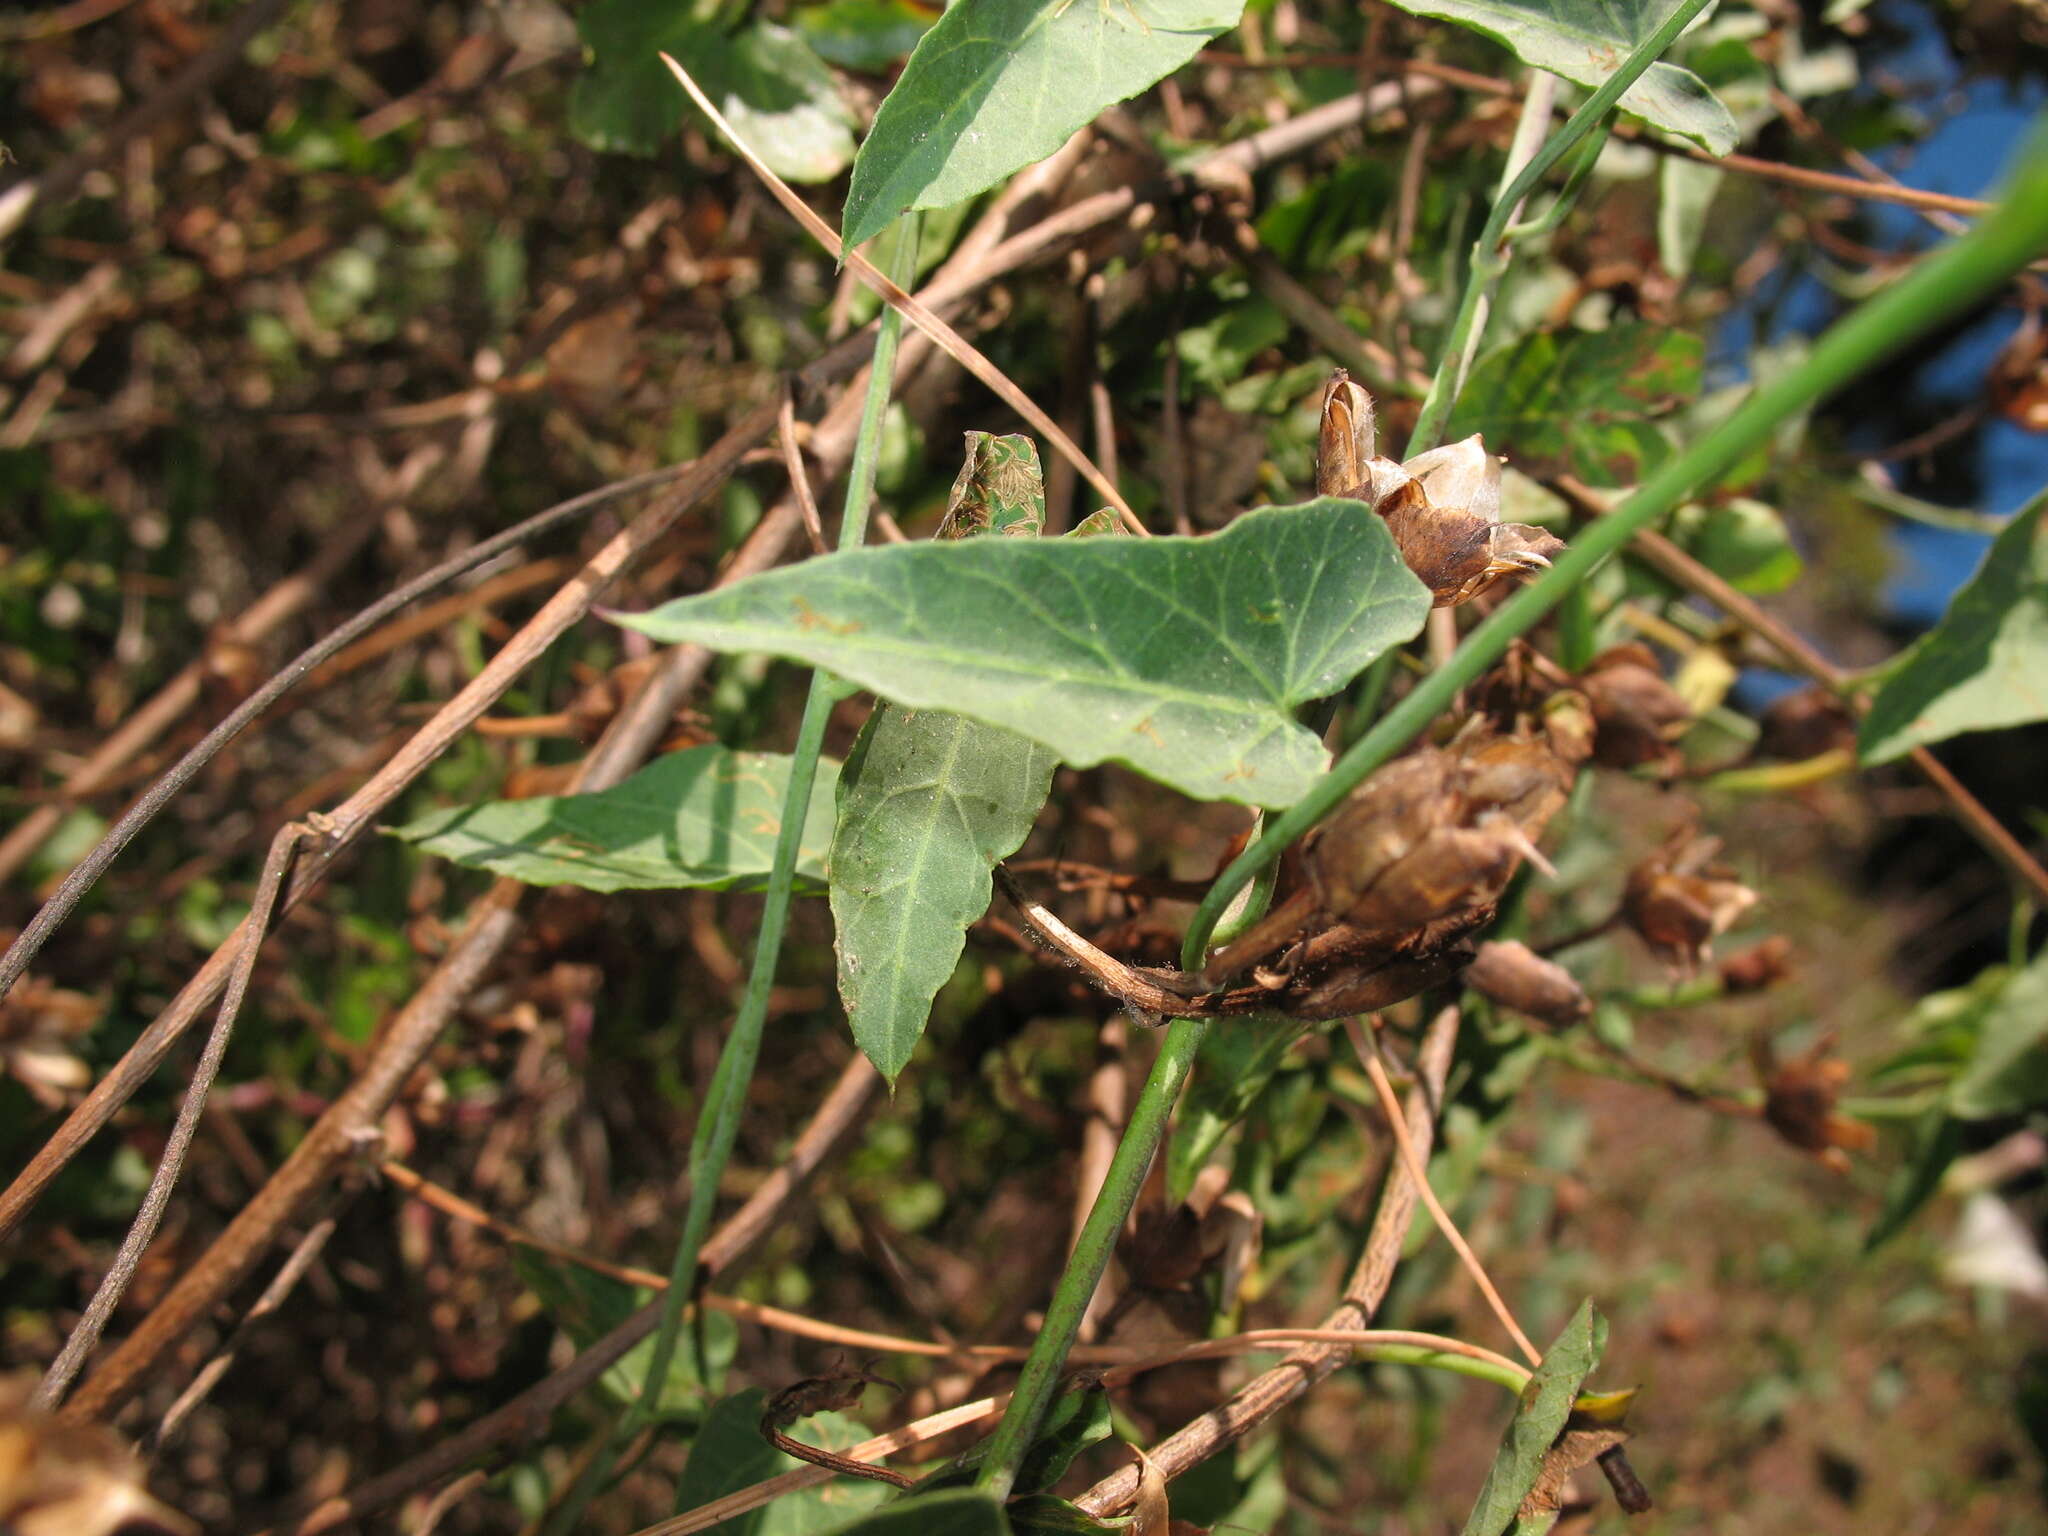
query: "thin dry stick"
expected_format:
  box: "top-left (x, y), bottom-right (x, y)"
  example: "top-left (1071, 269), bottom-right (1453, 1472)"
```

top-left (0, 0), bottom-right (296, 241)
top-left (412, 1470), bottom-right (488, 1536)
top-left (660, 52), bottom-right (1144, 536)
top-left (1556, 475), bottom-right (2048, 907)
top-left (0, 414), bottom-right (776, 1245)
top-left (1346, 1017), bottom-right (1540, 1367)
top-left (0, 455), bottom-right (708, 1011)
top-left (147, 1214), bottom-right (338, 1455)
top-left (1076, 1007), bottom-right (1460, 1517)
top-left (777, 382), bottom-right (829, 556)
top-left (382, 1156), bottom-right (1526, 1377)
top-left (32, 822), bottom-right (306, 1410)
top-left (1196, 51), bottom-right (1996, 219)
top-left (56, 489), bottom-right (802, 1424)
top-left (267, 1052), bottom-right (882, 1536)
top-left (0, 515), bottom-right (376, 889)
top-left (638, 1398), bottom-right (1010, 1536)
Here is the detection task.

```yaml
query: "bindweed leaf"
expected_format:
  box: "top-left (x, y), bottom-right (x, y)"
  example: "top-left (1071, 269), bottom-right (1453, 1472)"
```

top-left (831, 434), bottom-right (1061, 1081)
top-left (1448, 323), bottom-right (1703, 489)
top-left (840, 0), bottom-right (1247, 254)
top-left (390, 746), bottom-right (839, 894)
top-left (1460, 1300), bottom-right (1607, 1536)
top-left (1859, 493), bottom-right (2048, 765)
top-left (1382, 0), bottom-right (1737, 153)
top-left (616, 499), bottom-right (1430, 808)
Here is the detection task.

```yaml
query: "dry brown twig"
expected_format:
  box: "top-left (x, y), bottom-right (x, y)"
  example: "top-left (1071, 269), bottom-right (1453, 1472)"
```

top-left (1075, 1006), bottom-right (1462, 1517)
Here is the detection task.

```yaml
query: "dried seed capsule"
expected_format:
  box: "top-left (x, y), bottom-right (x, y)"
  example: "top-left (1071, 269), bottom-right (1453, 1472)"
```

top-left (1369, 445), bottom-right (1564, 607)
top-left (1581, 644), bottom-right (1691, 771)
top-left (1464, 940), bottom-right (1591, 1025)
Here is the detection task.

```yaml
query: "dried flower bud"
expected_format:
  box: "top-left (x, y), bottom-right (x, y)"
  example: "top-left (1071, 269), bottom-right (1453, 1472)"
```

top-left (1464, 940), bottom-right (1591, 1025)
top-left (1580, 645), bottom-right (1691, 771)
top-left (1717, 935), bottom-right (1793, 994)
top-left (1317, 370), bottom-right (1375, 497)
top-left (1754, 1035), bottom-right (1877, 1172)
top-left (1340, 821), bottom-right (1525, 932)
top-left (1622, 832), bottom-right (1758, 973)
top-left (1449, 727), bottom-right (1575, 843)
top-left (1755, 686), bottom-right (1856, 763)
top-left (1369, 440), bottom-right (1564, 607)
top-left (1542, 689), bottom-right (1599, 768)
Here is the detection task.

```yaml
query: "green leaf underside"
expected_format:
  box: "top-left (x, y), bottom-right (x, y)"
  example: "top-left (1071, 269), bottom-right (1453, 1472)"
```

top-left (840, 0), bottom-right (1248, 254)
top-left (618, 500), bottom-right (1430, 809)
top-left (571, 5), bottom-right (855, 180)
top-left (833, 433), bottom-right (1061, 1081)
top-left (1448, 323), bottom-right (1704, 488)
top-left (813, 1488), bottom-right (1011, 1536)
top-left (1459, 1300), bottom-right (1606, 1536)
top-left (1381, 0), bottom-right (1738, 154)
top-left (1859, 496), bottom-right (2048, 764)
top-left (391, 746), bottom-right (839, 894)
top-left (674, 1390), bottom-right (888, 1535)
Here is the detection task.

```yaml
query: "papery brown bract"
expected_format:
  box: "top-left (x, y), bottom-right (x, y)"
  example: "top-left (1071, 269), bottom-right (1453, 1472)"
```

top-left (1753, 1033), bottom-right (1877, 1172)
top-left (0, 1380), bottom-right (194, 1536)
top-left (1317, 370), bottom-right (1375, 497)
top-left (1717, 935), bottom-right (1794, 994)
top-left (1622, 831), bottom-right (1759, 973)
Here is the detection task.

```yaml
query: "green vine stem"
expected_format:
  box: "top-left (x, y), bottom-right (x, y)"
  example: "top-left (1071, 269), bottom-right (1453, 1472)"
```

top-left (542, 215), bottom-right (921, 1535)
top-left (1188, 127), bottom-right (2048, 970)
top-left (973, 1012), bottom-right (1210, 1499)
top-left (1405, 0), bottom-right (1717, 457)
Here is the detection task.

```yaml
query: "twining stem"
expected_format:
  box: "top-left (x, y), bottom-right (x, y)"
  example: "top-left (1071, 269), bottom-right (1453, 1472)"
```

top-left (1187, 128), bottom-right (2048, 967)
top-left (541, 216), bottom-right (922, 1536)
top-left (1405, 0), bottom-right (1717, 457)
top-left (972, 1013), bottom-right (1210, 1500)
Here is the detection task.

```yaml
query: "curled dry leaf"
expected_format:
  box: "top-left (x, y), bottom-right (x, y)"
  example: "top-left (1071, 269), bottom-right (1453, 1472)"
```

top-left (1622, 830), bottom-right (1758, 974)
top-left (1464, 940), bottom-right (1591, 1026)
top-left (1316, 370), bottom-right (1563, 607)
top-left (0, 1380), bottom-right (195, 1536)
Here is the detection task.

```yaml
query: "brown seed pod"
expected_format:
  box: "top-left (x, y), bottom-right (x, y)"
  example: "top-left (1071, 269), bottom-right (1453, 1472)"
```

top-left (1580, 644), bottom-right (1691, 771)
top-left (1464, 940), bottom-right (1591, 1025)
top-left (1754, 685), bottom-right (1856, 762)
top-left (1717, 935), bottom-right (1794, 994)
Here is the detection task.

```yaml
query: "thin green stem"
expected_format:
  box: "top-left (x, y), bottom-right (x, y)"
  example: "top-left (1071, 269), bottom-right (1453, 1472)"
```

top-left (1186, 131), bottom-right (2048, 969)
top-left (974, 1014), bottom-right (1210, 1500)
top-left (1405, 0), bottom-right (1716, 457)
top-left (541, 215), bottom-right (921, 1535)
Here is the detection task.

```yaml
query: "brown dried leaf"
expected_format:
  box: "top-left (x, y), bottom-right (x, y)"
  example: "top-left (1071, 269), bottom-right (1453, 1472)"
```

top-left (0, 1382), bottom-right (194, 1536)
top-left (1132, 1446), bottom-right (1171, 1536)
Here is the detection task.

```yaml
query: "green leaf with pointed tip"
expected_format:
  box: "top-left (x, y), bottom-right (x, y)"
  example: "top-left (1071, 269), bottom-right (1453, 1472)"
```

top-left (1448, 323), bottom-right (1703, 489)
top-left (839, 0), bottom-right (1247, 255)
top-left (832, 434), bottom-right (1061, 1081)
top-left (1460, 1300), bottom-right (1606, 1536)
top-left (390, 746), bottom-right (839, 894)
top-left (617, 500), bottom-right (1430, 809)
top-left (1859, 495), bottom-right (2048, 765)
top-left (815, 1489), bottom-right (1011, 1536)
top-left (1381, 0), bottom-right (1737, 154)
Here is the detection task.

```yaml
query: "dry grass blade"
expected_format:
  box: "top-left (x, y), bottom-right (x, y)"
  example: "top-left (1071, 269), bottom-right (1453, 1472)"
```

top-left (658, 52), bottom-right (1146, 536)
top-left (1347, 1017), bottom-right (1541, 1367)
